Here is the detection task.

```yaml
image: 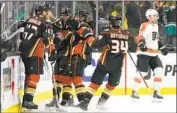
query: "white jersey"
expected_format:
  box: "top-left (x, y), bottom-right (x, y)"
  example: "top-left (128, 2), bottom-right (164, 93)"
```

top-left (136, 22), bottom-right (160, 56)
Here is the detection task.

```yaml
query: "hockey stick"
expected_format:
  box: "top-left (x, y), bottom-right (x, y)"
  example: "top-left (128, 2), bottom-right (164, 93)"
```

top-left (65, 32), bottom-right (74, 75)
top-left (159, 44), bottom-right (176, 51)
top-left (0, 3), bottom-right (5, 14)
top-left (127, 51), bottom-right (152, 94)
top-left (44, 59), bottom-right (61, 111)
top-left (4, 27), bottom-right (24, 41)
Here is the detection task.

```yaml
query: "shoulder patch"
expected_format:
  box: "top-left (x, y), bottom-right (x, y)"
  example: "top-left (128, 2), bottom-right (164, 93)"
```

top-left (98, 35), bottom-right (103, 40)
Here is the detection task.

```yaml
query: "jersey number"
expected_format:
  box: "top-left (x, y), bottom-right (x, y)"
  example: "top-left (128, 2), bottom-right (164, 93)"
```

top-left (23, 24), bottom-right (37, 40)
top-left (24, 32), bottom-right (33, 40)
top-left (152, 32), bottom-right (157, 40)
top-left (111, 40), bottom-right (128, 53)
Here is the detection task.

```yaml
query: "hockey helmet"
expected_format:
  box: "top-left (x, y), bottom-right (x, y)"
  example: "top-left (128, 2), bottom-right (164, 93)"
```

top-left (75, 10), bottom-right (89, 22)
top-left (35, 5), bottom-right (43, 15)
top-left (60, 8), bottom-right (71, 16)
top-left (145, 9), bottom-right (159, 20)
top-left (42, 4), bottom-right (52, 12)
top-left (109, 12), bottom-right (122, 28)
top-left (76, 10), bottom-right (89, 17)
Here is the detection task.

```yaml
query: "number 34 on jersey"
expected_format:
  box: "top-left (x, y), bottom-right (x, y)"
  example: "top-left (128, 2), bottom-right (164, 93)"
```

top-left (110, 33), bottom-right (128, 53)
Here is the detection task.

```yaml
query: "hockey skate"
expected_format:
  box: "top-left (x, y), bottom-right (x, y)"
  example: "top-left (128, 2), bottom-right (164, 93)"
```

top-left (60, 98), bottom-right (74, 107)
top-left (153, 90), bottom-right (163, 102)
top-left (96, 97), bottom-right (108, 110)
top-left (131, 90), bottom-right (140, 99)
top-left (45, 98), bottom-right (58, 108)
top-left (45, 98), bottom-right (68, 112)
top-left (22, 101), bottom-right (38, 112)
top-left (75, 98), bottom-right (90, 111)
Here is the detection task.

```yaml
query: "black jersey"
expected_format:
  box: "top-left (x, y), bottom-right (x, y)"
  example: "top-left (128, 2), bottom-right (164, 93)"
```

top-left (53, 18), bottom-right (73, 58)
top-left (19, 17), bottom-right (54, 57)
top-left (93, 28), bottom-right (130, 65)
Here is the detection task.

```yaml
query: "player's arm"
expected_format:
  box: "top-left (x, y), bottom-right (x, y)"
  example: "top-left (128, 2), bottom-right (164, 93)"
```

top-left (158, 39), bottom-right (170, 56)
top-left (76, 26), bottom-right (95, 46)
top-left (91, 33), bottom-right (108, 48)
top-left (42, 24), bottom-right (56, 61)
top-left (18, 20), bottom-right (27, 29)
top-left (5, 20), bottom-right (27, 41)
top-left (135, 23), bottom-right (148, 51)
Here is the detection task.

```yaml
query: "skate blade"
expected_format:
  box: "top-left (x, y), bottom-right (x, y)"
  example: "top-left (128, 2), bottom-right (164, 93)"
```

top-left (45, 106), bottom-right (68, 112)
top-left (152, 98), bottom-right (163, 103)
top-left (130, 97), bottom-right (140, 103)
top-left (96, 105), bottom-right (108, 111)
top-left (45, 106), bottom-right (58, 111)
top-left (21, 108), bottom-right (38, 112)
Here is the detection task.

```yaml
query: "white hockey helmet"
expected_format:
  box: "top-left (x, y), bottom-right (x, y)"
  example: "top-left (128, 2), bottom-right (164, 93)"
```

top-left (145, 9), bottom-right (159, 20)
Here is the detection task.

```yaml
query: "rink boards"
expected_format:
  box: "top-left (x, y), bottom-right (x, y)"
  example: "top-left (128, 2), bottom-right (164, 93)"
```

top-left (1, 53), bottom-right (176, 112)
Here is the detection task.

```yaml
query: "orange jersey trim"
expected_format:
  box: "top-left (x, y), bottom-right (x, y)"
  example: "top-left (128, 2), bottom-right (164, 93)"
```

top-left (85, 36), bottom-right (95, 46)
top-left (99, 45), bottom-right (110, 65)
top-left (28, 38), bottom-right (45, 58)
top-left (139, 22), bottom-right (148, 36)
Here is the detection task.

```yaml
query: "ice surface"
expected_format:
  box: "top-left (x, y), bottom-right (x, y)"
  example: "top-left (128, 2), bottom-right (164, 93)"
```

top-left (37, 95), bottom-right (176, 112)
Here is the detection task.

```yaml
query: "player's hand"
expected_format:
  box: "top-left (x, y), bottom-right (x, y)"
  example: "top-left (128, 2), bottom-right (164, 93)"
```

top-left (138, 40), bottom-right (147, 52)
top-left (48, 50), bottom-right (57, 62)
top-left (159, 46), bottom-right (168, 56)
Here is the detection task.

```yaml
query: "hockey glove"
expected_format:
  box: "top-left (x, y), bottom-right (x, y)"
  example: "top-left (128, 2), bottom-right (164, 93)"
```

top-left (48, 50), bottom-right (57, 62)
top-left (138, 40), bottom-right (147, 52)
top-left (158, 41), bottom-right (169, 56)
top-left (159, 46), bottom-right (168, 56)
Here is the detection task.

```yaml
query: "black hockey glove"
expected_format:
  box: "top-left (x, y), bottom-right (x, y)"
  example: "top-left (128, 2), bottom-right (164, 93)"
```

top-left (138, 40), bottom-right (147, 52)
top-left (159, 46), bottom-right (168, 56)
top-left (158, 41), bottom-right (169, 56)
top-left (48, 50), bottom-right (57, 62)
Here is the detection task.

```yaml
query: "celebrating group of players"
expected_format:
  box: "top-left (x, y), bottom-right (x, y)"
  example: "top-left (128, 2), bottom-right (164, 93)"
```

top-left (16, 3), bottom-right (169, 111)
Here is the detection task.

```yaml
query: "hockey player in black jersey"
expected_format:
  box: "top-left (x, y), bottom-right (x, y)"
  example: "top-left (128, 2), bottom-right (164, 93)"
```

top-left (74, 10), bottom-right (94, 68)
top-left (45, 8), bottom-right (75, 108)
top-left (76, 13), bottom-right (130, 111)
top-left (19, 4), bottom-right (55, 110)
top-left (45, 8), bottom-right (95, 109)
top-left (58, 8), bottom-right (95, 107)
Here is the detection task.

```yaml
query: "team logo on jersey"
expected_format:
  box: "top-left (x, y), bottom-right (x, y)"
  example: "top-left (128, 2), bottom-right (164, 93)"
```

top-left (98, 35), bottom-right (103, 40)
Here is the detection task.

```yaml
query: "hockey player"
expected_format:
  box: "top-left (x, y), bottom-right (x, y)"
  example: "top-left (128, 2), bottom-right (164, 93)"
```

top-left (74, 10), bottom-right (95, 34)
top-left (72, 12), bottom-right (95, 102)
top-left (19, 4), bottom-right (55, 110)
top-left (59, 8), bottom-right (96, 106)
top-left (45, 8), bottom-right (74, 108)
top-left (74, 10), bottom-right (93, 67)
top-left (45, 7), bottom-right (95, 108)
top-left (76, 13), bottom-right (129, 111)
top-left (131, 9), bottom-right (168, 99)
top-left (57, 8), bottom-right (95, 106)
top-left (75, 10), bottom-right (89, 25)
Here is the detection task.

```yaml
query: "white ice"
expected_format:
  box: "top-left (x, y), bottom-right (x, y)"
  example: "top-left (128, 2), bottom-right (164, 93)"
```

top-left (37, 95), bottom-right (176, 112)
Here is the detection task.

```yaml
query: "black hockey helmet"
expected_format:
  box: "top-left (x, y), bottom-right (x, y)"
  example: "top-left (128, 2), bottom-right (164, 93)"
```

top-left (75, 10), bottom-right (89, 17)
top-left (42, 4), bottom-right (52, 12)
top-left (75, 10), bottom-right (89, 22)
top-left (35, 5), bottom-right (43, 15)
top-left (60, 8), bottom-right (71, 16)
top-left (109, 13), bottom-right (122, 28)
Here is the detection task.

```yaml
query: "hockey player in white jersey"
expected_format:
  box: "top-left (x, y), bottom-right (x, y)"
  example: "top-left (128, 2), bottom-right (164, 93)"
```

top-left (131, 9), bottom-right (169, 99)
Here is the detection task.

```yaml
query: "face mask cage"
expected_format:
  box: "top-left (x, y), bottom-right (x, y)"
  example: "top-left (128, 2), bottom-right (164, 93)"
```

top-left (111, 19), bottom-right (122, 28)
